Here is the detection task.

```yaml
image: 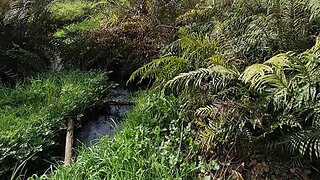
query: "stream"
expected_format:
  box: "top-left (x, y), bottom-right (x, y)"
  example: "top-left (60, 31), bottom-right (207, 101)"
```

top-left (76, 88), bottom-right (134, 146)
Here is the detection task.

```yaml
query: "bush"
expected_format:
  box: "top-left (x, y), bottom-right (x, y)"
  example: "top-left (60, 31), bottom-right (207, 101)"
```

top-left (0, 0), bottom-right (54, 85)
top-left (54, 15), bottom-right (165, 82)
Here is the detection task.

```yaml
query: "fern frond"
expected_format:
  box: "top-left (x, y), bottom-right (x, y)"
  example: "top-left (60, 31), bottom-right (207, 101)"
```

top-left (240, 64), bottom-right (273, 89)
top-left (195, 105), bottom-right (218, 118)
top-left (309, 0), bottom-right (320, 20)
top-left (264, 52), bottom-right (293, 67)
top-left (165, 65), bottom-right (237, 93)
top-left (240, 52), bottom-right (293, 92)
top-left (4, 0), bottom-right (32, 24)
top-left (262, 114), bottom-right (302, 138)
top-left (196, 100), bottom-right (252, 152)
top-left (176, 9), bottom-right (207, 25)
top-left (161, 32), bottom-right (220, 68)
top-left (271, 130), bottom-right (320, 159)
top-left (127, 56), bottom-right (186, 84)
top-left (207, 54), bottom-right (226, 66)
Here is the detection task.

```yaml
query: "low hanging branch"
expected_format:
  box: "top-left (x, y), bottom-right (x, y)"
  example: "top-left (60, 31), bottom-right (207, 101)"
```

top-left (64, 117), bottom-right (75, 166)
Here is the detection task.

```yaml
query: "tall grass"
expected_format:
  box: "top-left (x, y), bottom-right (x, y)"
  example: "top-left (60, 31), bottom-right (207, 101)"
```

top-left (0, 71), bottom-right (111, 177)
top-left (36, 92), bottom-right (202, 180)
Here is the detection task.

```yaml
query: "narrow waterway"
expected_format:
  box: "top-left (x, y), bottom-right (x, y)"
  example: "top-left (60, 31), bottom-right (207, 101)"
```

top-left (76, 88), bottom-right (134, 146)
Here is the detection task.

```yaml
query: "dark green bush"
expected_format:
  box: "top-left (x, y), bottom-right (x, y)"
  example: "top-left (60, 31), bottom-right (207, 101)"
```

top-left (0, 0), bottom-right (55, 85)
top-left (53, 15), bottom-right (165, 82)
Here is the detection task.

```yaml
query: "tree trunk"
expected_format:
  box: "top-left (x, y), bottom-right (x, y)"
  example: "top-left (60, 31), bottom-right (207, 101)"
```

top-left (64, 117), bottom-right (74, 166)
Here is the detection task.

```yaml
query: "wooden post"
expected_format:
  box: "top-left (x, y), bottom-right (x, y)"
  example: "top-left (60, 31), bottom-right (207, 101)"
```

top-left (64, 117), bottom-right (74, 165)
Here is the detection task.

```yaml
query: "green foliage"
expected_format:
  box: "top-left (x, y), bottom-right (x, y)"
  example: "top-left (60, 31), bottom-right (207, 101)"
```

top-left (0, 0), bottom-right (54, 85)
top-left (130, 0), bottom-right (320, 89)
top-left (36, 91), bottom-right (204, 180)
top-left (129, 1), bottom-right (320, 176)
top-left (0, 47), bottom-right (46, 84)
top-left (165, 62), bottom-right (238, 94)
top-left (129, 56), bottom-right (188, 86)
top-left (195, 99), bottom-right (254, 153)
top-left (309, 0), bottom-right (320, 20)
top-left (129, 32), bottom-right (221, 87)
top-left (53, 14), bottom-right (166, 83)
top-left (195, 0), bottom-right (320, 64)
top-left (2, 0), bottom-right (320, 178)
top-left (53, 13), bottom-right (104, 38)
top-left (241, 37), bottom-right (320, 159)
top-left (0, 71), bottom-right (111, 177)
top-left (49, 0), bottom-right (94, 22)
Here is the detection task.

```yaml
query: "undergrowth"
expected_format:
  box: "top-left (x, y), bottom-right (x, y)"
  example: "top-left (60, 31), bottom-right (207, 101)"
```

top-left (0, 71), bottom-right (111, 178)
top-left (34, 92), bottom-right (218, 180)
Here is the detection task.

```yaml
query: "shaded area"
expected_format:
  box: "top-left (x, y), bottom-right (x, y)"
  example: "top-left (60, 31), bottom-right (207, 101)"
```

top-left (76, 88), bottom-right (133, 146)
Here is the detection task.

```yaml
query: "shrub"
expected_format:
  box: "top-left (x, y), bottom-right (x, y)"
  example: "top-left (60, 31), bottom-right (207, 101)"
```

top-left (0, 0), bottom-right (54, 85)
top-left (54, 15), bottom-right (165, 82)
top-left (241, 37), bottom-right (320, 159)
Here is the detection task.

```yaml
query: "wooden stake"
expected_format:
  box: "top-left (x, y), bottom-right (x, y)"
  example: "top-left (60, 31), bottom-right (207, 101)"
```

top-left (64, 117), bottom-right (74, 165)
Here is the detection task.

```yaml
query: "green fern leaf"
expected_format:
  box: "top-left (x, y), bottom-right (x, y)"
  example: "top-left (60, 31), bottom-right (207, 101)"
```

top-left (128, 56), bottom-right (186, 84)
top-left (165, 65), bottom-right (237, 93)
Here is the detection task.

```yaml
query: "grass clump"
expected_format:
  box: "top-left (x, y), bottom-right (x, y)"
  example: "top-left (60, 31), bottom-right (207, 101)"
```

top-left (0, 71), bottom-right (111, 177)
top-left (53, 13), bottom-right (104, 38)
top-left (36, 91), bottom-right (211, 180)
top-left (49, 0), bottom-right (94, 22)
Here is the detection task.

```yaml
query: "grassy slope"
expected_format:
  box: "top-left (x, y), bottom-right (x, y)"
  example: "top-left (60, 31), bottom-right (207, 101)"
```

top-left (0, 71), bottom-right (111, 177)
top-left (36, 92), bottom-right (202, 180)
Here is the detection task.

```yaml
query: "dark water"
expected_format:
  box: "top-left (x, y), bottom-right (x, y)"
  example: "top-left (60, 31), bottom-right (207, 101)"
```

top-left (76, 88), bottom-right (133, 146)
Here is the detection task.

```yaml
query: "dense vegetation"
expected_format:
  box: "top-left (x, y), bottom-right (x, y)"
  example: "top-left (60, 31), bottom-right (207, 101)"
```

top-left (0, 71), bottom-right (111, 177)
top-left (1, 0), bottom-right (320, 179)
top-left (35, 92), bottom-right (200, 179)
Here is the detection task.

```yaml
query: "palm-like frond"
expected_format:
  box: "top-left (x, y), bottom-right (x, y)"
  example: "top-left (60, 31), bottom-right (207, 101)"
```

top-left (4, 0), bottom-right (32, 24)
top-left (161, 32), bottom-right (220, 68)
top-left (241, 38), bottom-right (320, 107)
top-left (165, 65), bottom-right (237, 93)
top-left (129, 31), bottom-right (221, 88)
top-left (269, 130), bottom-right (320, 159)
top-left (128, 56), bottom-right (187, 84)
top-left (240, 64), bottom-right (273, 90)
top-left (240, 52), bottom-right (298, 93)
top-left (309, 0), bottom-right (320, 20)
top-left (241, 37), bottom-right (320, 158)
top-left (195, 105), bottom-right (218, 118)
